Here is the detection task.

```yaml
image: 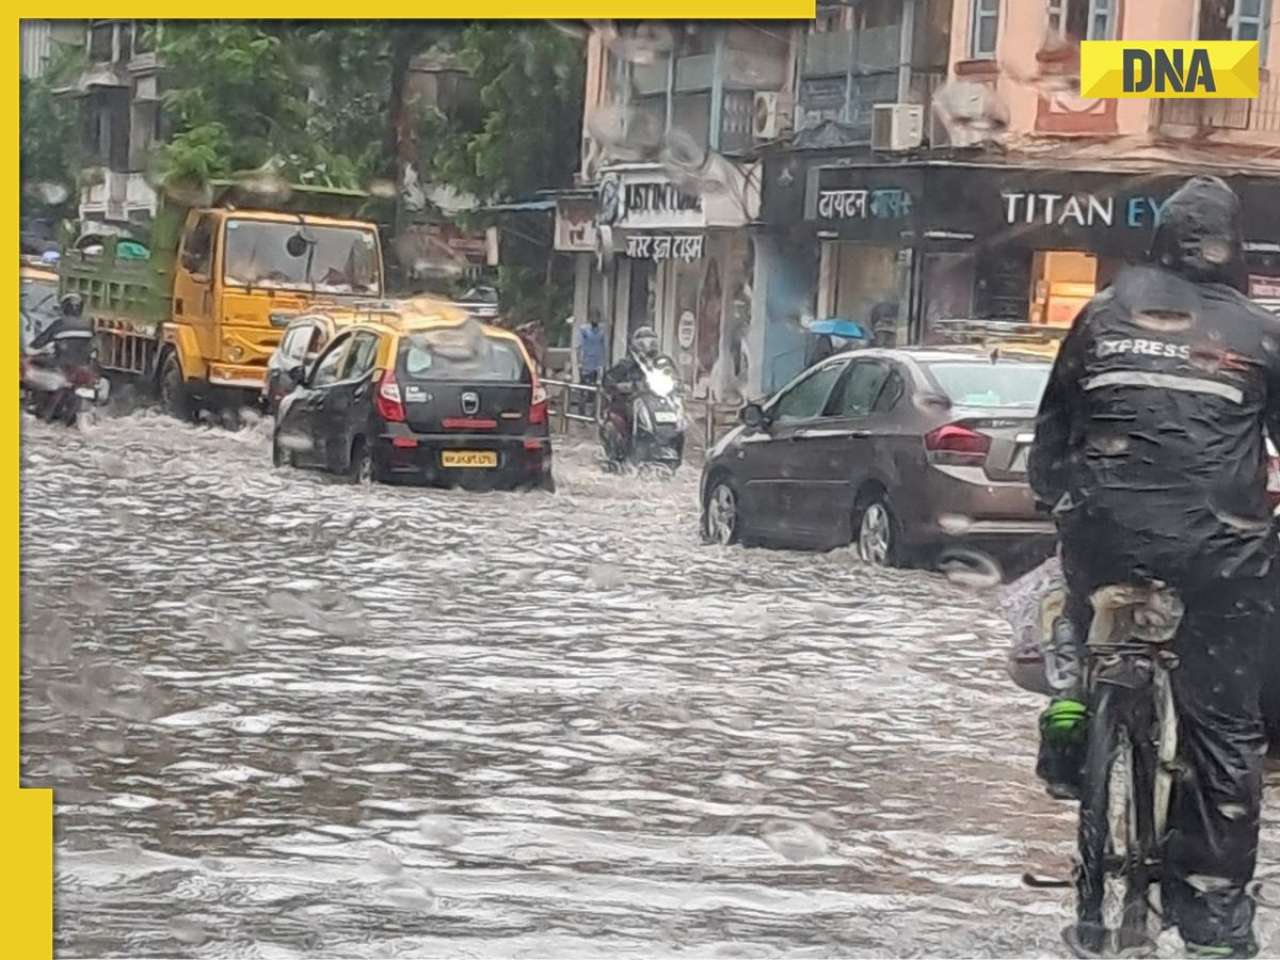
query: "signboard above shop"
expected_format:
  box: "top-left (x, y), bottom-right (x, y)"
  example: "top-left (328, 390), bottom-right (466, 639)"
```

top-left (595, 163), bottom-right (759, 232)
top-left (554, 197), bottom-right (597, 253)
top-left (779, 161), bottom-right (1279, 259)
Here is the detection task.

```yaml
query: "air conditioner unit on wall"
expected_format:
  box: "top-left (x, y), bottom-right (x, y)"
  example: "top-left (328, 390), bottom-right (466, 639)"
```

top-left (753, 91), bottom-right (794, 141)
top-left (872, 103), bottom-right (925, 152)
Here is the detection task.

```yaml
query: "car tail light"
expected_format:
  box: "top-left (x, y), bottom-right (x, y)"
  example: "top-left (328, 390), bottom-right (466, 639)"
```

top-left (529, 375), bottom-right (548, 425)
top-left (375, 369), bottom-right (405, 423)
top-left (925, 423), bottom-right (991, 466)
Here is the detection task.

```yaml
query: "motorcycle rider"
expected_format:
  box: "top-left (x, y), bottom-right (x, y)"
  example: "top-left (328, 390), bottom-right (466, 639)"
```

top-left (1028, 176), bottom-right (1280, 958)
top-left (601, 326), bottom-right (676, 460)
top-left (28, 292), bottom-right (93, 364)
top-left (25, 293), bottom-right (96, 419)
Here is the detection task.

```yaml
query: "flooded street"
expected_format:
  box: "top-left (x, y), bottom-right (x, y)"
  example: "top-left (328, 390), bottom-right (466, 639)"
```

top-left (18, 413), bottom-right (1280, 958)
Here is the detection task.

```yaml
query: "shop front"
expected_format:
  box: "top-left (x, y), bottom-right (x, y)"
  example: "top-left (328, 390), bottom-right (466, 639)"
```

top-left (760, 155), bottom-right (1280, 362)
top-left (579, 163), bottom-right (759, 403)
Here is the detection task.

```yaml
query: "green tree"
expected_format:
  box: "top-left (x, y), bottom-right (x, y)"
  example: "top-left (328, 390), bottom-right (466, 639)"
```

top-left (428, 24), bottom-right (585, 201)
top-left (154, 21), bottom-right (367, 190)
top-left (19, 42), bottom-right (85, 217)
top-left (423, 24), bottom-right (586, 330)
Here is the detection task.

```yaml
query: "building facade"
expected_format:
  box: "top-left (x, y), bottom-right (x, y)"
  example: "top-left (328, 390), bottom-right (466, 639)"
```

top-left (560, 23), bottom-right (787, 403)
top-left (57, 20), bottom-right (163, 228)
top-left (749, 0), bottom-right (1280, 394)
top-left (20, 20), bottom-right (86, 80)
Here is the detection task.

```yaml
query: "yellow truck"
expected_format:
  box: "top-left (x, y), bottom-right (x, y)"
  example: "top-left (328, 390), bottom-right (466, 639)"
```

top-left (58, 182), bottom-right (385, 419)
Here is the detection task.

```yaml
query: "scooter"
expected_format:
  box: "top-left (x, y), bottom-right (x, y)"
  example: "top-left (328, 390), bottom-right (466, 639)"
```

top-left (599, 361), bottom-right (687, 471)
top-left (20, 346), bottom-right (110, 427)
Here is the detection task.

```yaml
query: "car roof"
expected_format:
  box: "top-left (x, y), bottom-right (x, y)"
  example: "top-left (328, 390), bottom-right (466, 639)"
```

top-left (301, 296), bottom-right (516, 338)
top-left (829, 345), bottom-right (1054, 366)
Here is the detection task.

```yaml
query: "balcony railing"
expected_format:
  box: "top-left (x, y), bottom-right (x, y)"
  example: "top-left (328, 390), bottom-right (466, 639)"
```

top-left (1156, 70), bottom-right (1280, 134)
top-left (80, 169), bottom-right (157, 222)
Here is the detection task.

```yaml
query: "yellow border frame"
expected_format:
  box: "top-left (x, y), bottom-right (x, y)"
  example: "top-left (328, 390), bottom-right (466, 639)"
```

top-left (10, 11), bottom-right (814, 957)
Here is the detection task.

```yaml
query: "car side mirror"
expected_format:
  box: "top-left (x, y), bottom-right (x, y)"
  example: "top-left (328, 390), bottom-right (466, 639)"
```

top-left (287, 363), bottom-right (307, 386)
top-left (740, 402), bottom-right (769, 430)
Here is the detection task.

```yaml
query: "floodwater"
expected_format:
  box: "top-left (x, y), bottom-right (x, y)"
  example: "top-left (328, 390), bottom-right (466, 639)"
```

top-left (19, 411), bottom-right (1280, 958)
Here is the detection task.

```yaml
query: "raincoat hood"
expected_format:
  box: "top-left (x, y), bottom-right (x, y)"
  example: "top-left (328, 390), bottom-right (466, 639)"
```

top-left (1149, 175), bottom-right (1248, 292)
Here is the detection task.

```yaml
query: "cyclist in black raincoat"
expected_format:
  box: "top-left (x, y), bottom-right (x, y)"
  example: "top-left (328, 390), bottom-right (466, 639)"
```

top-left (1029, 176), bottom-right (1280, 957)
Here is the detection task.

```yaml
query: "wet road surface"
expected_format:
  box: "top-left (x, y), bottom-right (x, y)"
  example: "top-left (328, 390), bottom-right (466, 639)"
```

top-left (19, 411), bottom-right (1280, 957)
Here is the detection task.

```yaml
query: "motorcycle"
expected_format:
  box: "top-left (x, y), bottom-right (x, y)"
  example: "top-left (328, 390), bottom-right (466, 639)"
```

top-left (600, 360), bottom-right (687, 471)
top-left (20, 346), bottom-right (110, 427)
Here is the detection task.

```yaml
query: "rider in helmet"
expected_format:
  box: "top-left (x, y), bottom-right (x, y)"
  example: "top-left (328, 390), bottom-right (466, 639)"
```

top-left (600, 326), bottom-right (676, 458)
top-left (1029, 176), bottom-right (1280, 957)
top-left (29, 292), bottom-right (94, 365)
top-left (24, 292), bottom-right (97, 420)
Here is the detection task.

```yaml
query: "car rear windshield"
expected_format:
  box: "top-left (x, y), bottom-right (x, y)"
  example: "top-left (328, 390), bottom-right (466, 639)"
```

top-left (925, 362), bottom-right (1050, 408)
top-left (397, 329), bottom-right (530, 383)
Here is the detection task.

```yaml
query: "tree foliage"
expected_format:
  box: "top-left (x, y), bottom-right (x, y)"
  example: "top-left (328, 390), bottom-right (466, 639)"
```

top-left (426, 24), bottom-right (585, 202)
top-left (20, 41), bottom-right (85, 215)
top-left (24, 21), bottom-right (588, 324)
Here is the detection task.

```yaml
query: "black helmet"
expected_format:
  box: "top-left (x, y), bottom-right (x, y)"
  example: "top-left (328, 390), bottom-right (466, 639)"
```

top-left (59, 292), bottom-right (84, 318)
top-left (1149, 176), bottom-right (1247, 292)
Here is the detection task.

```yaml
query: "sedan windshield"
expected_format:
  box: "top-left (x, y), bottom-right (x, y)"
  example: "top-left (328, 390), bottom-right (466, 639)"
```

top-left (223, 219), bottom-right (380, 295)
top-left (926, 362), bottom-right (1050, 408)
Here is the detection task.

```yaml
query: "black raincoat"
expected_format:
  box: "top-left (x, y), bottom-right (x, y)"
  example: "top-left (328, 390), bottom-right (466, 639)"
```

top-left (1030, 176), bottom-right (1280, 952)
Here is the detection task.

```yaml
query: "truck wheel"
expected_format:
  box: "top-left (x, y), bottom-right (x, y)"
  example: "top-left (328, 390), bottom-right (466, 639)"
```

top-left (159, 352), bottom-right (191, 423)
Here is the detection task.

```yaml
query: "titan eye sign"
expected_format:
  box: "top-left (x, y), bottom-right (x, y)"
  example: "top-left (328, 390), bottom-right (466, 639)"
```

top-left (1080, 41), bottom-right (1259, 99)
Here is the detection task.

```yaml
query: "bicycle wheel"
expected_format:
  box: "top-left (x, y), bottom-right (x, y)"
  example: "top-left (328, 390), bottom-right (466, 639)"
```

top-left (1071, 685), bottom-right (1159, 958)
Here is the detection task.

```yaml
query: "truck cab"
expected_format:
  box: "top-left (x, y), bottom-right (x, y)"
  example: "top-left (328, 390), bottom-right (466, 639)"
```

top-left (60, 183), bottom-right (386, 420)
top-left (161, 208), bottom-right (383, 415)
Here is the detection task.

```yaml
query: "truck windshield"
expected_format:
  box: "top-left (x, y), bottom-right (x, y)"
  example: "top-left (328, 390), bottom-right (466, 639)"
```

top-left (223, 219), bottom-right (380, 296)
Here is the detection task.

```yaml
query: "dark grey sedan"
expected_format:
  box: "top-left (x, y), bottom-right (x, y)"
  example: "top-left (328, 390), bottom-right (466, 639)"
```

top-left (700, 346), bottom-right (1057, 567)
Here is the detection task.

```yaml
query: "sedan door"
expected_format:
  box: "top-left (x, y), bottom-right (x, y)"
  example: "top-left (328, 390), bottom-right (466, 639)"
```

top-left (738, 358), bottom-right (849, 545)
top-left (790, 359), bottom-right (901, 547)
top-left (278, 332), bottom-right (351, 470)
top-left (316, 331), bottom-right (381, 473)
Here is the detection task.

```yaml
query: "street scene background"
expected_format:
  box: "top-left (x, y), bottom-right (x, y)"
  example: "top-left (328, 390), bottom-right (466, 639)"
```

top-left (18, 414), bottom-right (1280, 958)
top-left (18, 9), bottom-right (1280, 958)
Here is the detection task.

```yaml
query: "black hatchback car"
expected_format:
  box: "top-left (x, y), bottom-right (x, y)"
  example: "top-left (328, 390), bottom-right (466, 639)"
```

top-left (272, 305), bottom-right (554, 491)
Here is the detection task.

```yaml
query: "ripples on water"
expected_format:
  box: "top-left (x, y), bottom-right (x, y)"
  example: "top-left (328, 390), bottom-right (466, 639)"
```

top-left (19, 411), bottom-right (1280, 957)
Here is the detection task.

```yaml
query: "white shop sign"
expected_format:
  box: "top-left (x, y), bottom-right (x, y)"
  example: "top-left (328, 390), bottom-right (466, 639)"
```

top-left (624, 234), bottom-right (705, 262)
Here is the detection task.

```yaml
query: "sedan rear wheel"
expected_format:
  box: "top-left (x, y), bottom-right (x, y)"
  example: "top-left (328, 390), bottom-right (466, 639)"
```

top-left (858, 495), bottom-right (902, 568)
top-left (703, 479), bottom-right (740, 545)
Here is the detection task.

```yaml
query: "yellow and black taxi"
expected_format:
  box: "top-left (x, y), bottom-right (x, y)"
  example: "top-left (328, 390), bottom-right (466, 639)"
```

top-left (261, 310), bottom-right (354, 415)
top-left (20, 257), bottom-right (61, 352)
top-left (271, 297), bottom-right (553, 492)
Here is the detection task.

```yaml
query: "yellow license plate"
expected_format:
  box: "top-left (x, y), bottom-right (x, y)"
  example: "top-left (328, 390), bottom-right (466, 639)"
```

top-left (442, 451), bottom-right (497, 468)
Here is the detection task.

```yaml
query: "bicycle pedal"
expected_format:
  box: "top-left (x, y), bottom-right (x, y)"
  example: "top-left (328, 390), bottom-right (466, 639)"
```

top-left (1023, 871), bottom-right (1072, 888)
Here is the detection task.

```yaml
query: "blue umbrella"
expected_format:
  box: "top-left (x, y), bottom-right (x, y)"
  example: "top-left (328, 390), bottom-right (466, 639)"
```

top-left (808, 318), bottom-right (869, 340)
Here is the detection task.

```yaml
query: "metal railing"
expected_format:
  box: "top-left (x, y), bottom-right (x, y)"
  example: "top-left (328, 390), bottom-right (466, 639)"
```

top-left (543, 378), bottom-right (601, 432)
top-left (1156, 70), bottom-right (1280, 134)
top-left (543, 376), bottom-right (745, 452)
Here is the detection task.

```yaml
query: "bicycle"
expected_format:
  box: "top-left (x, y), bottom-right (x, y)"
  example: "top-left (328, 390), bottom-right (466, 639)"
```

top-left (1066, 582), bottom-right (1185, 959)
